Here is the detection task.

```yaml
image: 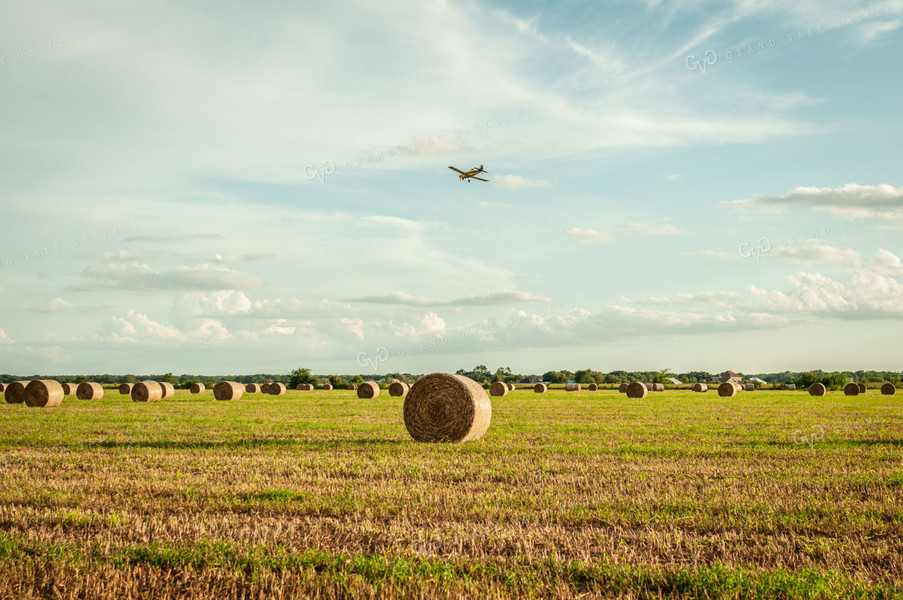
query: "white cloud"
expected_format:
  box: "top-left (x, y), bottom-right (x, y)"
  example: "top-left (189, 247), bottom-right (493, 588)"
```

top-left (46, 298), bottom-right (75, 312)
top-left (665, 174), bottom-right (681, 181)
top-left (491, 175), bottom-right (552, 190)
top-left (726, 183), bottom-right (903, 217)
top-left (80, 262), bottom-right (263, 291)
top-left (0, 329), bottom-right (11, 344)
top-left (770, 243), bottom-right (860, 264)
top-left (348, 290), bottom-right (552, 307)
top-left (565, 227), bottom-right (614, 245)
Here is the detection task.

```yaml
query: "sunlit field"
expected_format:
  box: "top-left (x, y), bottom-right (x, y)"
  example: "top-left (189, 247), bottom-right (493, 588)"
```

top-left (1, 387), bottom-right (901, 599)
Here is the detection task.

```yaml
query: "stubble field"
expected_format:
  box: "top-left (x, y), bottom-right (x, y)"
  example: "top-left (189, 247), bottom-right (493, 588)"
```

top-left (0, 386), bottom-right (901, 599)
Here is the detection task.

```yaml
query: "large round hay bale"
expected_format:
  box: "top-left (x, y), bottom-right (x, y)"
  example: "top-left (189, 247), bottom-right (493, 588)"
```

top-left (76, 382), bottom-right (103, 400)
top-left (260, 383), bottom-right (273, 394)
top-left (118, 383), bottom-right (133, 395)
top-left (651, 383), bottom-right (664, 392)
top-left (132, 380), bottom-right (163, 403)
top-left (4, 381), bottom-right (29, 404)
top-left (881, 382), bottom-right (896, 395)
top-left (269, 383), bottom-right (287, 396)
top-left (403, 373), bottom-right (491, 443)
top-left (744, 383), bottom-right (755, 391)
top-left (357, 381), bottom-right (380, 399)
top-left (565, 383), bottom-right (581, 392)
top-left (159, 382), bottom-right (175, 399)
top-left (62, 383), bottom-right (78, 395)
top-left (533, 383), bottom-right (547, 393)
top-left (213, 381), bottom-right (243, 401)
top-left (189, 383), bottom-right (205, 394)
top-left (322, 383), bottom-right (334, 391)
top-left (808, 383), bottom-right (827, 396)
top-left (389, 381), bottom-right (410, 397)
top-left (246, 383), bottom-right (261, 393)
top-left (588, 383), bottom-right (598, 391)
top-left (24, 380), bottom-right (64, 407)
top-left (618, 383), bottom-right (629, 393)
top-left (489, 381), bottom-right (509, 397)
top-left (626, 382), bottom-right (647, 399)
top-left (843, 382), bottom-right (860, 396)
top-left (692, 383), bottom-right (708, 393)
top-left (348, 383), bottom-right (358, 390)
top-left (718, 382), bottom-right (738, 397)
top-left (857, 382), bottom-right (867, 394)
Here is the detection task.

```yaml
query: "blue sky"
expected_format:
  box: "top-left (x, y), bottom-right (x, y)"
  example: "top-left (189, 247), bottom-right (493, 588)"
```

top-left (1, 0), bottom-right (901, 376)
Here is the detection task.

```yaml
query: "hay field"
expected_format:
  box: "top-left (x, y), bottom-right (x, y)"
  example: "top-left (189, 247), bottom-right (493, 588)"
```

top-left (1, 387), bottom-right (902, 599)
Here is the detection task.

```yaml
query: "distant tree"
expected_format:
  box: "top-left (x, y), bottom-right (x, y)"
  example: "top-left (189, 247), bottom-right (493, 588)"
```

top-left (351, 375), bottom-right (365, 385)
top-left (123, 374), bottom-right (136, 384)
top-left (161, 373), bottom-right (175, 384)
top-left (823, 372), bottom-right (847, 391)
top-left (288, 368), bottom-right (314, 389)
top-left (328, 375), bottom-right (342, 387)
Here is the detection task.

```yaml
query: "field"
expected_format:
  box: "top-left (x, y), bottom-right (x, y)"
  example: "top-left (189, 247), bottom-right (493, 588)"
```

top-left (1, 386), bottom-right (902, 599)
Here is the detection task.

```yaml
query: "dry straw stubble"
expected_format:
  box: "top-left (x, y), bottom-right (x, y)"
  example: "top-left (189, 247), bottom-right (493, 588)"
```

top-left (131, 381), bottom-right (163, 403)
top-left (489, 381), bottom-right (509, 397)
top-left (76, 382), bottom-right (103, 400)
top-left (213, 381), bottom-right (244, 401)
top-left (403, 373), bottom-right (491, 443)
top-left (357, 381), bottom-right (380, 399)
top-left (24, 380), bottom-right (64, 407)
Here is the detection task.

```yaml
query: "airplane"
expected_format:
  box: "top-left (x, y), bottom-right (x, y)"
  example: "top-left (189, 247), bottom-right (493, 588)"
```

top-left (448, 164), bottom-right (488, 182)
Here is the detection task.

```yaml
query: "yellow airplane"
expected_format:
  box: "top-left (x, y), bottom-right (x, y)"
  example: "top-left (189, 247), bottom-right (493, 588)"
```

top-left (448, 164), bottom-right (488, 182)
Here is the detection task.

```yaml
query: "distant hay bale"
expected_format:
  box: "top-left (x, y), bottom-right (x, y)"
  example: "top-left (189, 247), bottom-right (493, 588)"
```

top-left (25, 380), bottom-right (64, 407)
top-left (626, 382), bottom-right (648, 399)
top-left (246, 383), bottom-right (261, 393)
top-left (644, 382), bottom-right (653, 391)
top-left (296, 383), bottom-right (313, 391)
top-left (62, 383), bottom-right (78, 395)
top-left (843, 382), bottom-right (860, 396)
top-left (321, 383), bottom-right (333, 390)
top-left (348, 383), bottom-right (358, 390)
top-left (269, 383), bottom-right (287, 396)
top-left (0, 383), bottom-right (4, 393)
top-left (489, 381), bottom-right (509, 397)
top-left (618, 383), bottom-right (629, 394)
top-left (261, 383), bottom-right (273, 394)
top-left (565, 383), bottom-right (581, 392)
top-left (692, 383), bottom-right (708, 393)
top-left (189, 383), bottom-right (205, 394)
top-left (131, 381), bottom-right (163, 403)
top-left (718, 382), bottom-right (738, 397)
top-left (357, 381), bottom-right (380, 399)
top-left (403, 373), bottom-right (491, 443)
top-left (781, 384), bottom-right (796, 391)
top-left (651, 383), bottom-right (664, 392)
top-left (857, 382), bottom-right (867, 394)
top-left (118, 383), bottom-right (133, 395)
top-left (213, 381), bottom-right (244, 401)
top-left (4, 381), bottom-right (29, 404)
top-left (159, 382), bottom-right (175, 399)
top-left (389, 381), bottom-right (410, 397)
top-left (76, 382), bottom-right (103, 400)
top-left (588, 383), bottom-right (598, 391)
top-left (808, 383), bottom-right (827, 396)
top-left (881, 382), bottom-right (896, 396)
top-left (744, 383), bottom-right (755, 392)
top-left (533, 383), bottom-right (547, 393)
top-left (506, 383), bottom-right (515, 391)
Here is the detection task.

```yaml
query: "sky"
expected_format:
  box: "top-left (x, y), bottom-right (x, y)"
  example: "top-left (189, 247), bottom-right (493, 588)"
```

top-left (1, 0), bottom-right (901, 376)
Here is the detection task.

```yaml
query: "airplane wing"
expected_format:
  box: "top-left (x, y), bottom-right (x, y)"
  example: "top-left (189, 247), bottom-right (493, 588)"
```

top-left (473, 177), bottom-right (489, 182)
top-left (448, 166), bottom-right (465, 175)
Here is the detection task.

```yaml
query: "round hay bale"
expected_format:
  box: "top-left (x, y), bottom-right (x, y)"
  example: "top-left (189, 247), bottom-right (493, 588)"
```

top-left (348, 383), bottom-right (358, 390)
top-left (261, 383), bottom-right (273, 394)
top-left (118, 383), bottom-right (133, 395)
top-left (718, 382), bottom-right (738, 397)
top-left (644, 382), bottom-right (653, 391)
top-left (880, 382), bottom-right (896, 396)
top-left (189, 383), bottom-right (205, 394)
top-left (0, 383), bottom-right (4, 393)
top-left (357, 381), bottom-right (380, 399)
top-left (269, 383), bottom-right (287, 396)
top-left (533, 383), bottom-right (547, 393)
top-left (4, 381), bottom-right (29, 404)
top-left (808, 383), bottom-right (827, 396)
top-left (76, 382), bottom-right (103, 400)
top-left (24, 380), bottom-right (64, 407)
top-left (246, 383), bottom-right (261, 393)
top-left (626, 382), bottom-right (647, 399)
top-left (321, 383), bottom-right (333, 391)
top-left (159, 382), bottom-right (175, 399)
top-left (588, 383), bottom-right (598, 391)
top-left (692, 383), bottom-right (708, 393)
top-left (489, 381), bottom-right (509, 397)
top-left (857, 382), bottom-right (867, 394)
top-left (843, 382), bottom-right (860, 396)
top-left (389, 381), bottom-right (410, 397)
top-left (565, 383), bottom-right (581, 392)
top-left (62, 383), bottom-right (78, 395)
top-left (213, 381), bottom-right (243, 401)
top-left (744, 383), bottom-right (755, 391)
top-left (403, 373), bottom-right (491, 443)
top-left (301, 383), bottom-right (314, 391)
top-left (781, 384), bottom-right (796, 391)
top-left (618, 383), bottom-right (629, 394)
top-left (652, 383), bottom-right (664, 392)
top-left (506, 383), bottom-right (515, 391)
top-left (131, 381), bottom-right (163, 403)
